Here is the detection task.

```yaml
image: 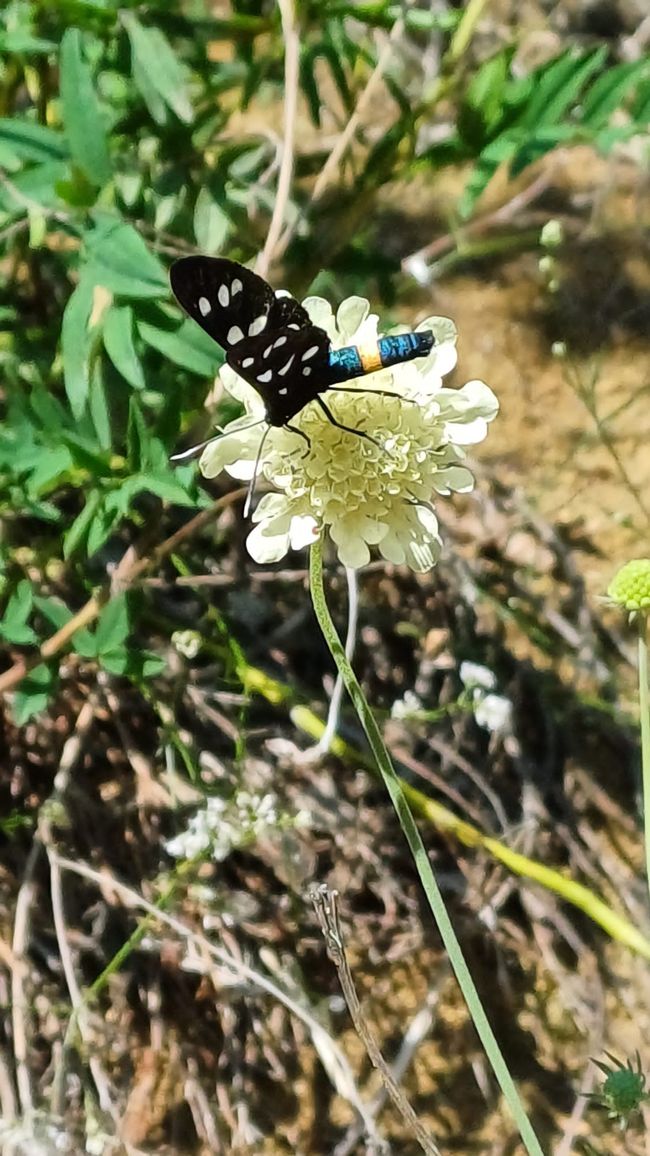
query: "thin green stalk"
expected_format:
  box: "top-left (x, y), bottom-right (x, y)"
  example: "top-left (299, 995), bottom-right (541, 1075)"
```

top-left (638, 617), bottom-right (650, 900)
top-left (309, 536), bottom-right (545, 1156)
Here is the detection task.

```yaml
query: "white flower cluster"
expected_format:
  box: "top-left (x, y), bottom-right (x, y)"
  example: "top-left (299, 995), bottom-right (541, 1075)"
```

top-left (165, 790), bottom-right (310, 862)
top-left (459, 661), bottom-right (512, 735)
top-left (200, 295), bottom-right (498, 572)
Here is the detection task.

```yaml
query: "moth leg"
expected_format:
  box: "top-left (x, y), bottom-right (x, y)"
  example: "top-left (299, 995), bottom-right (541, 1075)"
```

top-left (284, 422), bottom-right (312, 456)
top-left (316, 397), bottom-right (382, 448)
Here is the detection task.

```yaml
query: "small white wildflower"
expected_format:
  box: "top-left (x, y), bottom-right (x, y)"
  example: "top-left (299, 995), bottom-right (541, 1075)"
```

top-left (200, 296), bottom-right (498, 572)
top-left (165, 789), bottom-right (302, 862)
top-left (172, 629), bottom-right (202, 659)
top-left (460, 661), bottom-right (512, 734)
top-left (473, 692), bottom-right (512, 734)
top-left (391, 689), bottom-right (422, 719)
top-left (459, 661), bottom-right (497, 691)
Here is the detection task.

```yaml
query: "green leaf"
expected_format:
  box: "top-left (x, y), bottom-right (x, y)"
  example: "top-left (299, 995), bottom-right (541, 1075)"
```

top-left (580, 60), bottom-right (648, 129)
top-left (85, 220), bottom-right (168, 298)
top-left (0, 117), bottom-right (68, 163)
top-left (0, 30), bottom-right (57, 54)
top-left (123, 13), bottom-right (193, 124)
top-left (26, 445), bottom-right (74, 497)
top-left (33, 596), bottom-right (74, 631)
top-left (59, 28), bottom-right (111, 187)
top-left (520, 47), bottom-right (607, 129)
top-left (63, 490), bottom-right (102, 558)
top-left (61, 276), bottom-right (94, 419)
top-left (102, 304), bottom-right (146, 389)
top-left (85, 499), bottom-right (121, 555)
top-left (193, 187), bottom-right (231, 253)
top-left (99, 647), bottom-right (129, 675)
top-left (1, 580), bottom-right (37, 645)
top-left (459, 51), bottom-right (511, 147)
top-left (133, 471), bottom-right (198, 506)
top-left (89, 358), bottom-right (111, 450)
top-left (13, 664), bottom-right (55, 724)
top-left (126, 396), bottom-right (148, 470)
top-left (138, 317), bottom-right (223, 376)
top-left (95, 593), bottom-right (130, 654)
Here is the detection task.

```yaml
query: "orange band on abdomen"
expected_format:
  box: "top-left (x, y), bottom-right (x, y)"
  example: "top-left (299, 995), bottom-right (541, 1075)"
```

top-left (358, 345), bottom-right (384, 373)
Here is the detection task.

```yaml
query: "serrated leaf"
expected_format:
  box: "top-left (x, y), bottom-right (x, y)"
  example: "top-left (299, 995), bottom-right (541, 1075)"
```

top-left (95, 593), bottom-right (130, 655)
top-left (61, 276), bottom-right (94, 418)
top-left (193, 187), bottom-right (231, 253)
top-left (60, 28), bottom-right (111, 187)
top-left (85, 220), bottom-right (168, 298)
top-left (123, 13), bottom-right (193, 124)
top-left (138, 317), bottom-right (223, 376)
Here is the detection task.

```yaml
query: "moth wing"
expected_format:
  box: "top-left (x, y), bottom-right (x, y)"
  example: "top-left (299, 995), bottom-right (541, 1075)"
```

top-left (227, 325), bottom-right (331, 425)
top-left (169, 256), bottom-right (310, 352)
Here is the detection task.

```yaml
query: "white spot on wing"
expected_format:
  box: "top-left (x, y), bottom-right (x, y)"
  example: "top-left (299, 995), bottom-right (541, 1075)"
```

top-left (248, 315), bottom-right (267, 337)
top-left (273, 335), bottom-right (288, 349)
top-left (288, 323), bottom-right (300, 330)
top-left (231, 278), bottom-right (243, 295)
top-left (278, 355), bottom-right (295, 376)
top-left (257, 369), bottom-right (273, 383)
top-left (279, 387), bottom-right (288, 395)
top-left (227, 325), bottom-right (244, 344)
top-left (303, 367), bottom-right (312, 376)
top-left (242, 356), bottom-right (254, 368)
top-left (263, 343), bottom-right (273, 359)
top-left (198, 296), bottom-right (211, 316)
top-left (218, 284), bottom-right (230, 308)
top-left (302, 345), bottom-right (319, 361)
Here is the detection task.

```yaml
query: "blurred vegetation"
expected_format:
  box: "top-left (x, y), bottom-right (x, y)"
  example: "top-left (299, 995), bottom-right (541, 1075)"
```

top-left (1, 0), bottom-right (650, 1153)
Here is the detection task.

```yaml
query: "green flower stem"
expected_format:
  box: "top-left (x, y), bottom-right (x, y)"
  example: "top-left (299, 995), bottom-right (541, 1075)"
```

top-left (309, 536), bottom-right (544, 1156)
top-left (639, 617), bottom-right (650, 900)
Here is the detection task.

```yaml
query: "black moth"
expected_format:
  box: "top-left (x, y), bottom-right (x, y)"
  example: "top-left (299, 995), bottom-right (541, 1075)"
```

top-left (169, 256), bottom-right (435, 433)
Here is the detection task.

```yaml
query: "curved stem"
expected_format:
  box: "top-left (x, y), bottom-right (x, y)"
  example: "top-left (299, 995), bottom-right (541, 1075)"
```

top-left (638, 617), bottom-right (650, 899)
top-left (312, 565), bottom-right (358, 756)
top-left (309, 536), bottom-right (544, 1156)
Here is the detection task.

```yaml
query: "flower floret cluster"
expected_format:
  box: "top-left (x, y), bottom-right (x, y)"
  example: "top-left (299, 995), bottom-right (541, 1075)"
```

top-left (165, 790), bottom-right (310, 863)
top-left (201, 294), bottom-right (498, 572)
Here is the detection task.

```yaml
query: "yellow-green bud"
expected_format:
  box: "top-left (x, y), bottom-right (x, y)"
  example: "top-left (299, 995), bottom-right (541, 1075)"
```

top-left (607, 559), bottom-right (650, 612)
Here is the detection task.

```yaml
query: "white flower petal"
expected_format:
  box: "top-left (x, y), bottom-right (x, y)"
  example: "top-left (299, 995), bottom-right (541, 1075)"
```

top-left (200, 432), bottom-right (255, 478)
top-left (335, 532), bottom-right (371, 569)
top-left (289, 514), bottom-right (319, 549)
top-left (246, 522), bottom-right (290, 564)
top-left (303, 296), bottom-right (337, 340)
top-left (433, 465), bottom-right (474, 493)
top-left (336, 296), bottom-right (369, 341)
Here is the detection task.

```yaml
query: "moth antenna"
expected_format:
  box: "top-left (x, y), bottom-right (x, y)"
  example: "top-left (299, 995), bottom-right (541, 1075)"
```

top-left (243, 423), bottom-right (272, 518)
top-left (170, 418), bottom-right (265, 463)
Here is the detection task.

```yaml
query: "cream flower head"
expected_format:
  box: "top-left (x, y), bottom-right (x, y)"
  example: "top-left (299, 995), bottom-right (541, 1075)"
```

top-left (200, 294), bottom-right (498, 572)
